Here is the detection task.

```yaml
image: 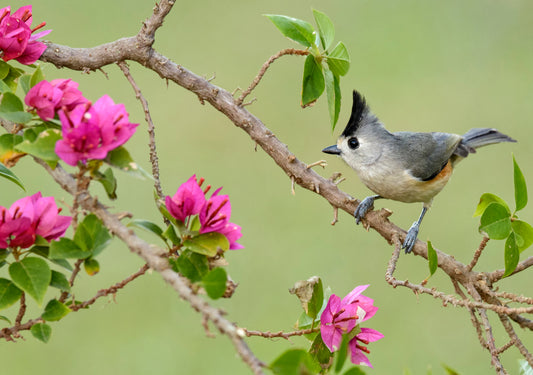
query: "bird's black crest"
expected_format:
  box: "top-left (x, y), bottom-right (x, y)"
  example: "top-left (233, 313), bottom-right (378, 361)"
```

top-left (341, 90), bottom-right (367, 137)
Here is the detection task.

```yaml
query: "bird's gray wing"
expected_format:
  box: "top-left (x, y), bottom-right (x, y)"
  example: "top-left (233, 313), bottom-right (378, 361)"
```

top-left (391, 132), bottom-right (462, 181)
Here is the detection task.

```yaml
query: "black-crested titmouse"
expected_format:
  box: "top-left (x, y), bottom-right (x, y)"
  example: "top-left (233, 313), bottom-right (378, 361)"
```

top-left (323, 90), bottom-right (516, 253)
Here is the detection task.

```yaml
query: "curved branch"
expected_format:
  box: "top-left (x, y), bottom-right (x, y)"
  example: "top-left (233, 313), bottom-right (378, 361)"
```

top-left (37, 160), bottom-right (266, 375)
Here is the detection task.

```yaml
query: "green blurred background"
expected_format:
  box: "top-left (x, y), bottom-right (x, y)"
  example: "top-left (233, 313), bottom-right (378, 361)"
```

top-left (2, 0), bottom-right (533, 374)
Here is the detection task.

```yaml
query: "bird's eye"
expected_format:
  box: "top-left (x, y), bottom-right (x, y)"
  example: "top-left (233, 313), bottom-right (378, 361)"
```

top-left (347, 137), bottom-right (359, 149)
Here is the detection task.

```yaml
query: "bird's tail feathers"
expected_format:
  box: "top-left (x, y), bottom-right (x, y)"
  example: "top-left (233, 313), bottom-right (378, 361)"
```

top-left (455, 128), bottom-right (516, 157)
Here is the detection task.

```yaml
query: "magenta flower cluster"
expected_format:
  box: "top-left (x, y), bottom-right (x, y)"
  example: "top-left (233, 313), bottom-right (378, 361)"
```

top-left (0, 5), bottom-right (50, 65)
top-left (166, 175), bottom-right (243, 250)
top-left (0, 192), bottom-right (72, 249)
top-left (25, 79), bottom-right (138, 166)
top-left (320, 285), bottom-right (384, 368)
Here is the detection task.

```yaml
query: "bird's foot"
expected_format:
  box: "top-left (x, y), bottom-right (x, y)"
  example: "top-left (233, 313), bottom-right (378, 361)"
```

top-left (402, 222), bottom-right (420, 254)
top-left (354, 196), bottom-right (377, 225)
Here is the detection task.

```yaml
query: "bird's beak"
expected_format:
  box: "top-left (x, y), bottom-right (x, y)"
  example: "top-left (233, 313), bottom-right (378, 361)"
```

top-left (322, 145), bottom-right (341, 155)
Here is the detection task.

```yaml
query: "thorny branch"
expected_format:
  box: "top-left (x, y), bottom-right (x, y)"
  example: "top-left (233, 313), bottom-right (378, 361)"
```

top-left (0, 0), bottom-right (530, 373)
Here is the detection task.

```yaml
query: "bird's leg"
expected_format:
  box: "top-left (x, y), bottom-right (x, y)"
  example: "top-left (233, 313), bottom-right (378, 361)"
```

top-left (403, 205), bottom-right (428, 254)
top-left (354, 195), bottom-right (381, 224)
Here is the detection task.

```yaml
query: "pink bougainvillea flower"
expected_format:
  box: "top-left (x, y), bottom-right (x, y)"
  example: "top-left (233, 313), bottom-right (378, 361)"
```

top-left (166, 176), bottom-right (244, 249)
top-left (166, 175), bottom-right (206, 223)
top-left (219, 222), bottom-right (243, 250)
top-left (320, 285), bottom-right (383, 368)
top-left (0, 192), bottom-right (71, 249)
top-left (348, 327), bottom-right (384, 368)
top-left (55, 95), bottom-right (138, 166)
top-left (92, 95), bottom-right (139, 152)
top-left (0, 5), bottom-right (51, 64)
top-left (25, 79), bottom-right (87, 121)
top-left (199, 192), bottom-right (231, 234)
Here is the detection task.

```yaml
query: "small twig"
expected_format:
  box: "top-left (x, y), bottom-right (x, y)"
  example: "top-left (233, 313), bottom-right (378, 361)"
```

top-left (331, 206), bottom-right (338, 226)
top-left (202, 314), bottom-right (216, 338)
top-left (499, 314), bottom-right (533, 368)
top-left (243, 327), bottom-right (318, 340)
top-left (59, 259), bottom-right (84, 303)
top-left (236, 48), bottom-right (309, 106)
top-left (496, 340), bottom-right (515, 355)
top-left (451, 278), bottom-right (487, 348)
top-left (117, 61), bottom-right (165, 201)
top-left (468, 285), bottom-right (507, 374)
top-left (15, 293), bottom-right (26, 327)
top-left (306, 160), bottom-right (327, 169)
top-left (467, 236), bottom-right (489, 271)
top-left (291, 176), bottom-right (296, 195)
top-left (509, 314), bottom-right (533, 331)
top-left (488, 256), bottom-right (533, 282)
top-left (70, 264), bottom-right (149, 311)
top-left (0, 319), bottom-right (43, 342)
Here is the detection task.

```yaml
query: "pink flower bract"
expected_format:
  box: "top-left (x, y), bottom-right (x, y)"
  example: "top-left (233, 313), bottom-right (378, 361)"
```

top-left (166, 175), bottom-right (206, 223)
top-left (0, 5), bottom-right (51, 65)
top-left (320, 285), bottom-right (383, 368)
top-left (25, 79), bottom-right (87, 121)
top-left (55, 95), bottom-right (138, 166)
top-left (0, 192), bottom-right (72, 249)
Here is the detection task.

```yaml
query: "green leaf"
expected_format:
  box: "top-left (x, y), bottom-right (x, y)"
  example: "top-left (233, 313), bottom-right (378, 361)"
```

top-left (0, 92), bottom-right (24, 112)
top-left (183, 232), bottom-right (229, 257)
top-left (0, 110), bottom-right (32, 124)
top-left (19, 74), bottom-right (32, 94)
top-left (30, 65), bottom-right (45, 88)
top-left (31, 322), bottom-right (52, 343)
top-left (0, 80), bottom-right (12, 93)
top-left (175, 250), bottom-right (209, 282)
top-left (15, 128), bottom-right (61, 166)
top-left (301, 54), bottom-right (325, 107)
top-left (42, 299), bottom-right (71, 321)
top-left (2, 66), bottom-right (22, 92)
top-left (0, 315), bottom-right (12, 325)
top-left (312, 9), bottom-right (335, 50)
top-left (105, 146), bottom-right (152, 180)
top-left (479, 203), bottom-right (512, 240)
top-left (0, 62), bottom-right (9, 80)
top-left (270, 349), bottom-right (321, 375)
top-left (324, 69), bottom-right (341, 130)
top-left (309, 333), bottom-right (332, 365)
top-left (474, 193), bottom-right (510, 217)
top-left (84, 258), bottom-right (100, 276)
top-left (512, 220), bottom-right (533, 252)
top-left (76, 214), bottom-right (112, 257)
top-left (503, 232), bottom-right (520, 278)
top-left (0, 92), bottom-right (32, 123)
top-left (92, 167), bottom-right (117, 200)
top-left (308, 278), bottom-right (324, 319)
top-left (202, 267), bottom-right (227, 300)
top-left (326, 42), bottom-right (350, 77)
top-left (265, 14), bottom-right (316, 48)
top-left (49, 237), bottom-right (91, 259)
top-left (30, 246), bottom-right (73, 271)
top-left (0, 162), bottom-right (25, 190)
top-left (343, 368), bottom-right (367, 375)
top-left (427, 240), bottom-right (438, 276)
top-left (513, 155), bottom-right (527, 212)
top-left (49, 270), bottom-right (70, 292)
top-left (335, 334), bottom-right (350, 373)
top-left (8, 257), bottom-right (51, 305)
top-left (128, 219), bottom-right (165, 240)
top-left (162, 224), bottom-right (181, 246)
top-left (74, 221), bottom-right (92, 252)
top-left (0, 278), bottom-right (23, 310)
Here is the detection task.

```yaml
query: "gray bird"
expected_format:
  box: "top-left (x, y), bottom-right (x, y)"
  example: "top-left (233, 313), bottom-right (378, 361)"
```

top-left (323, 90), bottom-right (516, 253)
